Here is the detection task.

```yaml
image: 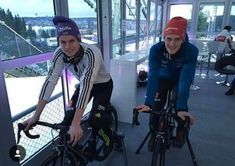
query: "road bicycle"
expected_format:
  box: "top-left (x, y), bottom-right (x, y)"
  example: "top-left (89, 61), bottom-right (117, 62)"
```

top-left (17, 105), bottom-right (128, 166)
top-left (132, 91), bottom-right (198, 166)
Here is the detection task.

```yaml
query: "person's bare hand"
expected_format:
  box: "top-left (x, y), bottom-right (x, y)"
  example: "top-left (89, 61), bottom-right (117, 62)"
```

top-left (68, 124), bottom-right (83, 146)
top-left (23, 113), bottom-right (40, 131)
top-left (177, 111), bottom-right (194, 126)
top-left (68, 100), bottom-right (73, 107)
top-left (136, 104), bottom-right (151, 112)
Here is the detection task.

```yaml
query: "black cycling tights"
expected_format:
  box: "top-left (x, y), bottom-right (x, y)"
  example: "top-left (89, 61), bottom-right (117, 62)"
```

top-left (62, 79), bottom-right (113, 126)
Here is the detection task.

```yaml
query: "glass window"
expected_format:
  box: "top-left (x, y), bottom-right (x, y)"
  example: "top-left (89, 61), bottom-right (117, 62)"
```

top-left (126, 0), bottom-right (137, 36)
top-left (149, 1), bottom-right (156, 34)
top-left (113, 43), bottom-right (121, 58)
top-left (169, 4), bottom-right (193, 31)
top-left (229, 3), bottom-right (235, 32)
top-left (68, 0), bottom-right (98, 44)
top-left (139, 37), bottom-right (148, 50)
top-left (148, 35), bottom-right (155, 45)
top-left (155, 5), bottom-right (162, 42)
top-left (6, 60), bottom-right (64, 163)
top-left (4, 61), bottom-right (62, 117)
top-left (0, 0), bottom-right (56, 60)
top-left (197, 3), bottom-right (224, 39)
top-left (112, 0), bottom-right (121, 40)
top-left (126, 40), bottom-right (136, 52)
top-left (140, 0), bottom-right (147, 35)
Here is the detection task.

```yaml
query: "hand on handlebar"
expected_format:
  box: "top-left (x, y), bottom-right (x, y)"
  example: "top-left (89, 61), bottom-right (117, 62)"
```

top-left (23, 112), bottom-right (40, 131)
top-left (132, 105), bottom-right (151, 127)
top-left (68, 99), bottom-right (73, 107)
top-left (177, 111), bottom-right (194, 126)
top-left (135, 104), bottom-right (151, 112)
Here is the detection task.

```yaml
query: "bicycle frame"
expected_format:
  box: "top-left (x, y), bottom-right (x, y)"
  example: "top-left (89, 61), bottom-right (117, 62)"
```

top-left (56, 127), bottom-right (92, 166)
top-left (17, 121), bottom-right (92, 166)
top-left (17, 105), bottom-right (129, 166)
top-left (133, 105), bottom-right (175, 166)
top-left (151, 107), bottom-right (175, 166)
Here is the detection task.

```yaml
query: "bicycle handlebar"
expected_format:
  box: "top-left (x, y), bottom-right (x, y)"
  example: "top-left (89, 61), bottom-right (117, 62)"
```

top-left (132, 108), bottom-right (191, 130)
top-left (132, 108), bottom-right (175, 127)
top-left (17, 121), bottom-right (69, 144)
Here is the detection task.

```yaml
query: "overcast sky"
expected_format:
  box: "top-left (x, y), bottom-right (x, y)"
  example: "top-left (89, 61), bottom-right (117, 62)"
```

top-left (0, 0), bottom-right (96, 17)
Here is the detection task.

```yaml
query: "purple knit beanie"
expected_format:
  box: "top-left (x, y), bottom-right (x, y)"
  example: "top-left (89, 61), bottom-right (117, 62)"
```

top-left (53, 16), bottom-right (81, 40)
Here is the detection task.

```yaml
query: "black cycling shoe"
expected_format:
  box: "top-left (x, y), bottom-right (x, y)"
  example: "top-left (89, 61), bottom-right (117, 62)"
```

top-left (83, 147), bottom-right (96, 161)
top-left (225, 88), bottom-right (234, 96)
top-left (114, 132), bottom-right (125, 151)
top-left (148, 134), bottom-right (156, 152)
top-left (83, 138), bottom-right (96, 161)
top-left (173, 127), bottom-right (186, 148)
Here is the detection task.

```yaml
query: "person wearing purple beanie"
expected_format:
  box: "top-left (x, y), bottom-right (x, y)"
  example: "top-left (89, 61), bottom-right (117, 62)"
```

top-left (23, 16), bottom-right (113, 147)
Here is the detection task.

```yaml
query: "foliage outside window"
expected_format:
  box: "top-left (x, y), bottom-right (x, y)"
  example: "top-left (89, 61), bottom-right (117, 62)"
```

top-left (197, 3), bottom-right (224, 39)
top-left (0, 0), bottom-right (56, 60)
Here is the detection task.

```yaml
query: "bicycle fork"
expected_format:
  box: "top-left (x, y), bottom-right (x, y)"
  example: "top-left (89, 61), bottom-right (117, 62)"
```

top-left (61, 135), bottom-right (70, 166)
top-left (151, 135), bottom-right (166, 166)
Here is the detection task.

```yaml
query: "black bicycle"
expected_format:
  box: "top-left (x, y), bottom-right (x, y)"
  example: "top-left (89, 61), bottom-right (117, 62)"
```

top-left (17, 105), bottom-right (128, 166)
top-left (132, 93), bottom-right (198, 166)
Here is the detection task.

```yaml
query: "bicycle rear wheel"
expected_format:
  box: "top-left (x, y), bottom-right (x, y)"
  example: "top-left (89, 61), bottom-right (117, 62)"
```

top-left (40, 150), bottom-right (77, 166)
top-left (151, 138), bottom-right (165, 166)
top-left (90, 105), bottom-right (118, 161)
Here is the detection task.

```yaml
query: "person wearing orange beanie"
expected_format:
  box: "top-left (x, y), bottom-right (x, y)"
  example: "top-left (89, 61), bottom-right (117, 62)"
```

top-left (164, 16), bottom-right (187, 40)
top-left (136, 16), bottom-right (198, 151)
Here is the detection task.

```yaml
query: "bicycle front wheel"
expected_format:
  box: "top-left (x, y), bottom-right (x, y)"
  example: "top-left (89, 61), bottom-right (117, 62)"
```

top-left (151, 138), bottom-right (165, 166)
top-left (40, 150), bottom-right (77, 166)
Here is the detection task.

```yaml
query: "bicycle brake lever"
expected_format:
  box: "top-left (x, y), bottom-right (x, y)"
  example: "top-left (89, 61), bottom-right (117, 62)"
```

top-left (17, 123), bottom-right (24, 144)
top-left (132, 108), bottom-right (140, 127)
top-left (17, 123), bottom-right (40, 144)
top-left (184, 116), bottom-right (190, 128)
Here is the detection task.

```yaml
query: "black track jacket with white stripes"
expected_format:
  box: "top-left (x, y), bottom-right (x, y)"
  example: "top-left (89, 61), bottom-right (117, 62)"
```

top-left (39, 43), bottom-right (111, 109)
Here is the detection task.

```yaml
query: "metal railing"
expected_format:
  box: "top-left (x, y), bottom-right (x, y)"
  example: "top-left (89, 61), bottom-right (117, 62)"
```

top-left (0, 20), bottom-right (42, 61)
top-left (13, 93), bottom-right (64, 165)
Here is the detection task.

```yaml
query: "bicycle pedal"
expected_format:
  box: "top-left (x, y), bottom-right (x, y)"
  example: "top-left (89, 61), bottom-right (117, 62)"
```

top-left (114, 146), bottom-right (123, 152)
top-left (114, 139), bottom-right (125, 151)
top-left (172, 137), bottom-right (185, 148)
top-left (83, 147), bottom-right (96, 161)
top-left (115, 131), bottom-right (125, 138)
top-left (166, 143), bottom-right (172, 150)
top-left (73, 144), bottom-right (84, 151)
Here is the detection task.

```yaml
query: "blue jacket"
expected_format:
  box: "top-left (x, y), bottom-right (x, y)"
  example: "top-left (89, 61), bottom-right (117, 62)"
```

top-left (145, 41), bottom-right (198, 110)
